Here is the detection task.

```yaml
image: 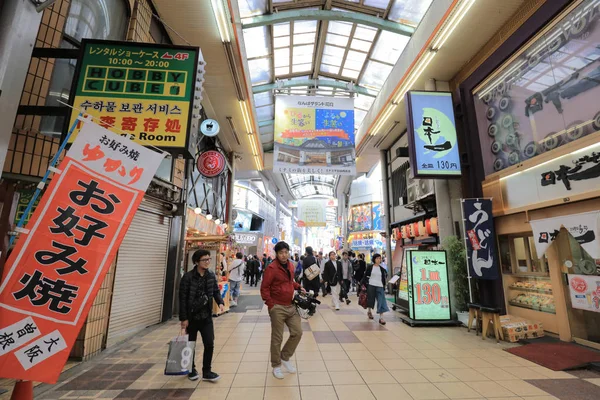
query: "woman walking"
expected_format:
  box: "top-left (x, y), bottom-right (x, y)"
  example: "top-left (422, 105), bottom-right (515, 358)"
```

top-left (362, 253), bottom-right (389, 325)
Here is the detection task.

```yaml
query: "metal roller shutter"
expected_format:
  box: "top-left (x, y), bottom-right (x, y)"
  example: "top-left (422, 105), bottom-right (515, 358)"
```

top-left (106, 199), bottom-right (171, 347)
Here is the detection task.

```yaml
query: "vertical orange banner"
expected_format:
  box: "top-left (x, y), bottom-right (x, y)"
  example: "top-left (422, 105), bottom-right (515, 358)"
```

top-left (0, 119), bottom-right (164, 383)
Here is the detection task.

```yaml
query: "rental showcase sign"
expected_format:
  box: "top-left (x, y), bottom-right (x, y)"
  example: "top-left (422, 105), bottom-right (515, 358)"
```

top-left (406, 91), bottom-right (461, 178)
top-left (405, 250), bottom-right (451, 321)
top-left (67, 39), bottom-right (201, 156)
top-left (0, 119), bottom-right (163, 383)
top-left (273, 95), bottom-right (355, 175)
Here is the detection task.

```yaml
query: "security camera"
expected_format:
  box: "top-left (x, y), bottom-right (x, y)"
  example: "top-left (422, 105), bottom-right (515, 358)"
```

top-left (30, 0), bottom-right (57, 12)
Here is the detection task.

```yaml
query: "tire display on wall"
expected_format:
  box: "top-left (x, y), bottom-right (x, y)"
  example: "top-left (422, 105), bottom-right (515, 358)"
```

top-left (496, 81), bottom-right (506, 96)
top-left (523, 141), bottom-right (539, 159)
top-left (491, 141), bottom-right (502, 155)
top-left (570, 14), bottom-right (590, 38)
top-left (493, 157), bottom-right (506, 172)
top-left (487, 123), bottom-right (499, 137)
top-left (501, 114), bottom-right (514, 129)
top-left (565, 121), bottom-right (585, 142)
top-left (482, 92), bottom-right (493, 105)
top-left (592, 111), bottom-right (600, 131)
top-left (508, 151), bottom-right (520, 165)
top-left (499, 96), bottom-right (512, 111)
top-left (486, 106), bottom-right (498, 121)
top-left (505, 132), bottom-right (520, 148)
top-left (542, 132), bottom-right (561, 152)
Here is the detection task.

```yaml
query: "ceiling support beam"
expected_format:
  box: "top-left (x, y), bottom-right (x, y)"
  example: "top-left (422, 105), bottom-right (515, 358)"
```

top-left (241, 10), bottom-right (414, 37)
top-left (253, 79), bottom-right (377, 97)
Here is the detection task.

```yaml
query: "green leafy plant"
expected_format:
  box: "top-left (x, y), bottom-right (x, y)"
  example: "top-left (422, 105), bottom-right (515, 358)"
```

top-left (442, 236), bottom-right (470, 312)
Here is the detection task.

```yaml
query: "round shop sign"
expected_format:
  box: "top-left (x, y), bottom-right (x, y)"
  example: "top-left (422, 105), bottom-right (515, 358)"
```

top-left (271, 237), bottom-right (278, 244)
top-left (197, 150), bottom-right (226, 178)
top-left (200, 119), bottom-right (220, 137)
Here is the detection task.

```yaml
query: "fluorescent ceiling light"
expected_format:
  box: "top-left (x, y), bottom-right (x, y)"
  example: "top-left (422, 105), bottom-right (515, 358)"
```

top-left (239, 101), bottom-right (253, 133)
top-left (431, 0), bottom-right (475, 50)
top-left (210, 0), bottom-right (231, 42)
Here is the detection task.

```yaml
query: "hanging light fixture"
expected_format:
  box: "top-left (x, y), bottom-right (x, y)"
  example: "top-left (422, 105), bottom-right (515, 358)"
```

top-left (215, 219), bottom-right (221, 225)
top-left (194, 207), bottom-right (202, 215)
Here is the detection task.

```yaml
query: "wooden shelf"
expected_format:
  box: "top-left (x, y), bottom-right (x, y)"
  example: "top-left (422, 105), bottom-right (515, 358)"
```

top-left (508, 286), bottom-right (553, 295)
top-left (509, 301), bottom-right (556, 314)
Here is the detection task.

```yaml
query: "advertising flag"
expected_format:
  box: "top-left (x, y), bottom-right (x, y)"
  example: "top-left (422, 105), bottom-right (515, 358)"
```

top-left (0, 118), bottom-right (164, 383)
top-left (462, 199), bottom-right (499, 280)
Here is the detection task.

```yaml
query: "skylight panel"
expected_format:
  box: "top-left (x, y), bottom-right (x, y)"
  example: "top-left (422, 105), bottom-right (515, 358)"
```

top-left (243, 26), bottom-right (270, 59)
top-left (248, 58), bottom-right (271, 84)
top-left (371, 31), bottom-right (409, 64)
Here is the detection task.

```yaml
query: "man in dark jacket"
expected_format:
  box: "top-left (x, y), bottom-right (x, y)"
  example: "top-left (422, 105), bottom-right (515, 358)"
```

top-left (301, 247), bottom-right (321, 296)
top-left (323, 251), bottom-right (346, 310)
top-left (261, 241), bottom-right (304, 380)
top-left (353, 253), bottom-right (367, 285)
top-left (179, 249), bottom-right (224, 382)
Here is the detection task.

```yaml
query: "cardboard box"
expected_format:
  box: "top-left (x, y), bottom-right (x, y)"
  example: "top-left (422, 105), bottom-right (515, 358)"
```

top-left (499, 315), bottom-right (544, 342)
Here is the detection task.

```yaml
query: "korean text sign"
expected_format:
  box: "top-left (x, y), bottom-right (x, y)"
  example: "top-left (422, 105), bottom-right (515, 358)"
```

top-left (0, 120), bottom-right (163, 383)
top-left (406, 250), bottom-right (451, 321)
top-left (67, 39), bottom-right (199, 152)
top-left (273, 95), bottom-right (355, 176)
top-left (406, 91), bottom-right (461, 178)
top-left (462, 199), bottom-right (499, 280)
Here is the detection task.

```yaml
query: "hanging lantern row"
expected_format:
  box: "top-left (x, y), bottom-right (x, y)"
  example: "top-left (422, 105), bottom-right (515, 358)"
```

top-left (392, 217), bottom-right (439, 240)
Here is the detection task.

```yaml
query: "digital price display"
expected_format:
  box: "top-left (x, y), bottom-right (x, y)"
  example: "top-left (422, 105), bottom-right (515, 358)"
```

top-left (406, 250), bottom-right (452, 321)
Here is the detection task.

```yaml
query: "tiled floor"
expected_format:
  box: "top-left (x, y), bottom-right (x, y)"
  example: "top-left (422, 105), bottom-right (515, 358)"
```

top-left (18, 288), bottom-right (600, 399)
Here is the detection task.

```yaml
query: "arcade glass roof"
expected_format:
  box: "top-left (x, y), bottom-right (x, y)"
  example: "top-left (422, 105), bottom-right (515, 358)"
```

top-left (236, 0), bottom-right (433, 198)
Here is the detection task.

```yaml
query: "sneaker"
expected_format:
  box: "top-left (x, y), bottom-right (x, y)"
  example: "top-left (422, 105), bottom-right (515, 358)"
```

top-left (273, 367), bottom-right (285, 379)
top-left (230, 300), bottom-right (237, 307)
top-left (202, 371), bottom-right (221, 382)
top-left (188, 369), bottom-right (200, 381)
top-left (346, 299), bottom-right (351, 305)
top-left (335, 307), bottom-right (340, 311)
top-left (281, 359), bottom-right (297, 374)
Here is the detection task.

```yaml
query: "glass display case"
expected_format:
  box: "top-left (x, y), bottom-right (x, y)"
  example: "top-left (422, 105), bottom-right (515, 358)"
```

top-left (507, 276), bottom-right (556, 314)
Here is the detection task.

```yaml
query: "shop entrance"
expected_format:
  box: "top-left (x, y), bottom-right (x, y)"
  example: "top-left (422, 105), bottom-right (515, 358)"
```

top-left (556, 231), bottom-right (600, 348)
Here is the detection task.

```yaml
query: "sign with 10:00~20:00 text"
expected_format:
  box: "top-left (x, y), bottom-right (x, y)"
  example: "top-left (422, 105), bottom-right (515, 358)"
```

top-left (67, 39), bottom-right (201, 154)
top-left (0, 118), bottom-right (164, 383)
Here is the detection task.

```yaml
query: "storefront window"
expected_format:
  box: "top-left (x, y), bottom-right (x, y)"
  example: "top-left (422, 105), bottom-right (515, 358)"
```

top-left (472, 0), bottom-right (600, 175)
top-left (40, 0), bottom-right (128, 137)
top-left (499, 234), bottom-right (548, 275)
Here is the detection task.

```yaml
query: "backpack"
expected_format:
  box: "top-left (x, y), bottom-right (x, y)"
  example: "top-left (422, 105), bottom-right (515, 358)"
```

top-left (358, 283), bottom-right (368, 309)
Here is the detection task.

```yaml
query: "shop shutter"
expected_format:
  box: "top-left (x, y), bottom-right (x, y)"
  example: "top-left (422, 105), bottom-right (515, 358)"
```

top-left (106, 198), bottom-right (171, 347)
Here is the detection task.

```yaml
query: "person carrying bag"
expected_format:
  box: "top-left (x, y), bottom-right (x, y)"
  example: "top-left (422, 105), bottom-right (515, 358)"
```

top-left (164, 333), bottom-right (196, 376)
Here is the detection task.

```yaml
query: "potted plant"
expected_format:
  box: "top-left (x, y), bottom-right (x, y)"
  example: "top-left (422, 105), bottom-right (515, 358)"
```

top-left (442, 236), bottom-right (470, 326)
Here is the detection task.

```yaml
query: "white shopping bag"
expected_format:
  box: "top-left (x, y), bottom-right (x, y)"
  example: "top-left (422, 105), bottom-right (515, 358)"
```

top-left (164, 334), bottom-right (196, 375)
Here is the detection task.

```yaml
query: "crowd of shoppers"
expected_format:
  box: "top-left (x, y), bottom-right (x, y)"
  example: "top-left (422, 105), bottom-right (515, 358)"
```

top-left (179, 242), bottom-right (392, 383)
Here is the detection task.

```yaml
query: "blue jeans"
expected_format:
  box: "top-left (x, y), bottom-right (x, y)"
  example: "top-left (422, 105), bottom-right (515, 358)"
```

top-left (367, 285), bottom-right (389, 314)
top-left (229, 280), bottom-right (241, 299)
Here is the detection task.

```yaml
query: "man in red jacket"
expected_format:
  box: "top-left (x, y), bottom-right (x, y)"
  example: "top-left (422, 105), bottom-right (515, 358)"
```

top-left (261, 241), bottom-right (305, 379)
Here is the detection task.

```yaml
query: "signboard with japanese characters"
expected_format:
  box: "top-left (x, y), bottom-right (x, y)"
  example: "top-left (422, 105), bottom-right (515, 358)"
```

top-left (0, 119), bottom-right (163, 383)
top-left (273, 95), bottom-right (355, 175)
top-left (568, 274), bottom-right (600, 313)
top-left (462, 199), bottom-right (499, 280)
top-left (67, 39), bottom-right (201, 157)
top-left (406, 91), bottom-right (461, 178)
top-left (529, 211), bottom-right (600, 259)
top-left (405, 250), bottom-right (452, 321)
top-left (502, 141), bottom-right (600, 211)
top-left (297, 199), bottom-right (327, 227)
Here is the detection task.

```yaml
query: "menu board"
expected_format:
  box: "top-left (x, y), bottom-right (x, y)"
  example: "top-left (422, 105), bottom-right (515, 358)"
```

top-left (406, 250), bottom-right (452, 321)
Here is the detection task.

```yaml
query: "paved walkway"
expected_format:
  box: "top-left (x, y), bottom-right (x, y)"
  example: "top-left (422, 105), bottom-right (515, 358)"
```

top-left (20, 289), bottom-right (600, 399)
